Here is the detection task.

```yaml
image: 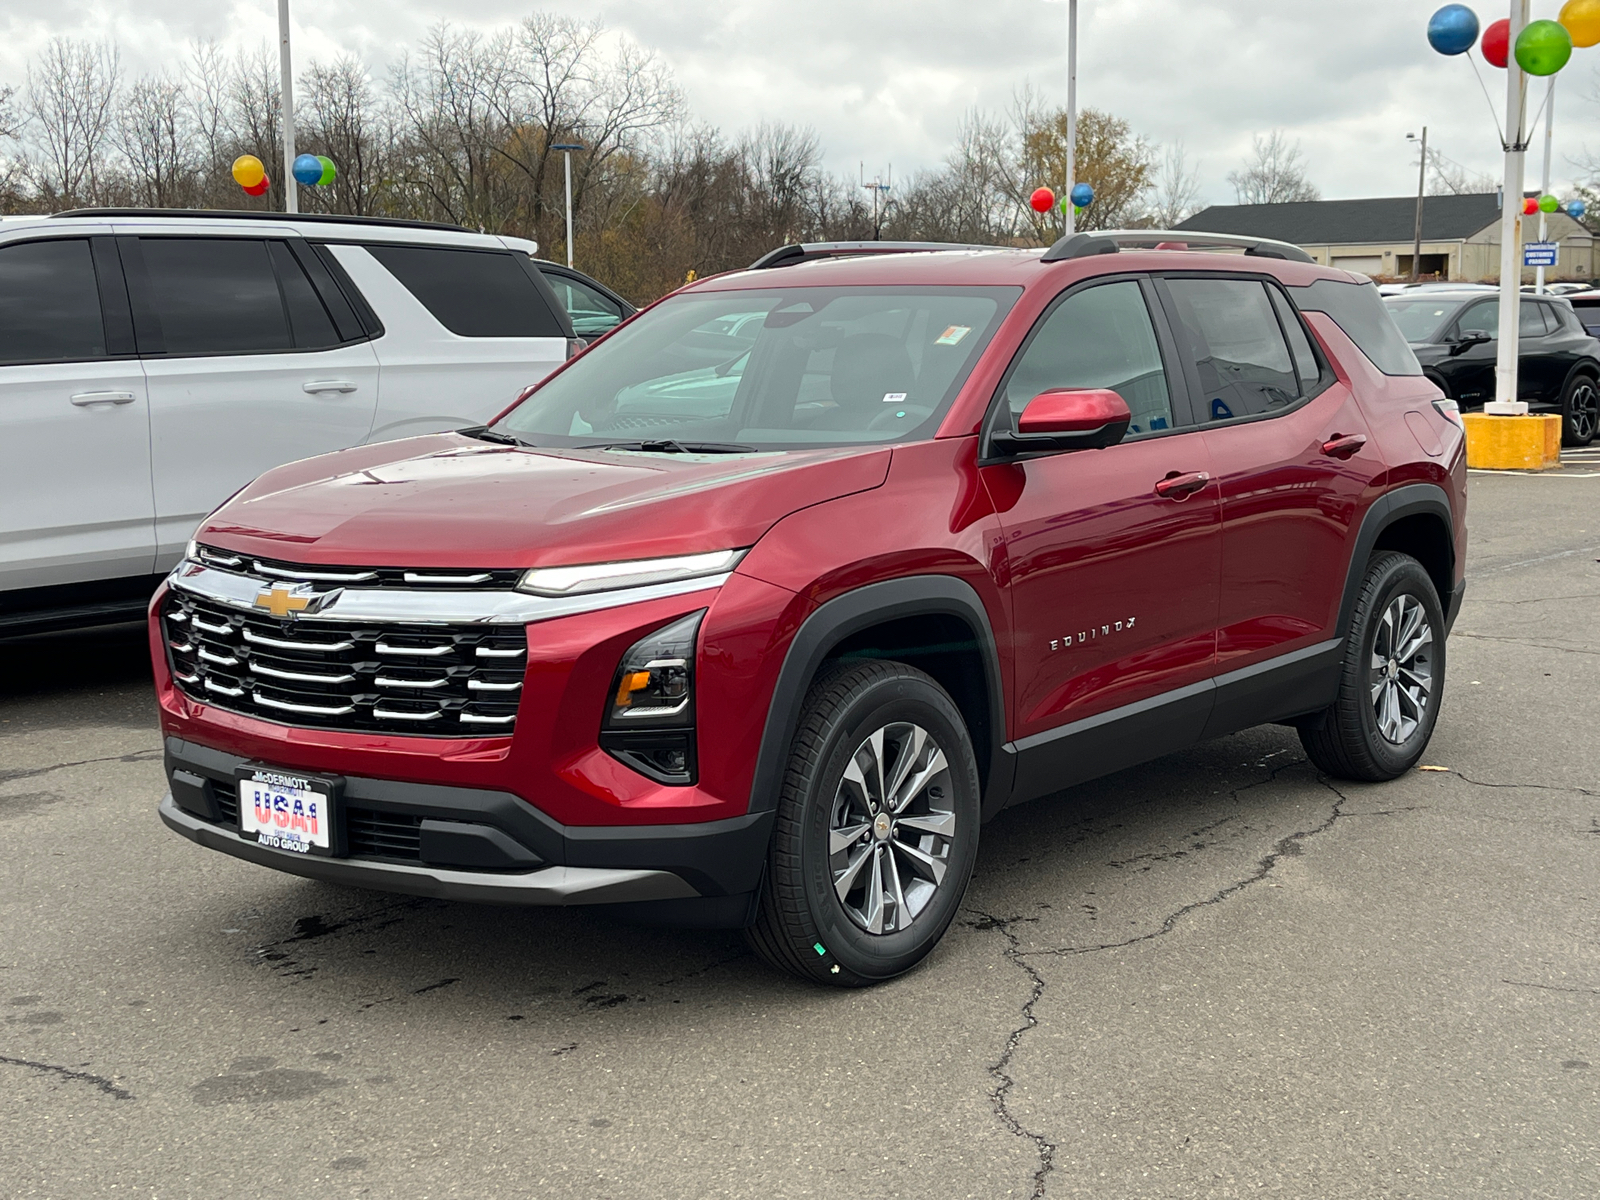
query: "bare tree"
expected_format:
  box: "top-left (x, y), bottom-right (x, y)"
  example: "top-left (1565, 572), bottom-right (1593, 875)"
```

top-left (117, 74), bottom-right (196, 207)
top-left (1228, 131), bottom-right (1319, 205)
top-left (298, 56), bottom-right (393, 215)
top-left (227, 44), bottom-right (284, 210)
top-left (0, 86), bottom-right (20, 141)
top-left (1146, 142), bottom-right (1203, 227)
top-left (24, 38), bottom-right (122, 206)
top-left (1425, 149), bottom-right (1495, 196)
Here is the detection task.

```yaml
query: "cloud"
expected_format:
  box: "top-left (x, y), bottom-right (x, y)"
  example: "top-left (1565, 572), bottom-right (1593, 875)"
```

top-left (2, 0), bottom-right (1593, 204)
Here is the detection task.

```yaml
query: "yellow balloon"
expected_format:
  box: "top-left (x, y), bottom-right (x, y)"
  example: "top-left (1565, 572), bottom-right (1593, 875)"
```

top-left (1560, 0), bottom-right (1600, 48)
top-left (231, 154), bottom-right (266, 188)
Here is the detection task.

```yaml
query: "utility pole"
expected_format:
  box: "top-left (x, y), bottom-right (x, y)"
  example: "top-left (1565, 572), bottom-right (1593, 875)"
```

top-left (1536, 76), bottom-right (1555, 294)
top-left (552, 143), bottom-right (584, 268)
top-left (860, 164), bottom-right (892, 239)
top-left (278, 0), bottom-right (297, 214)
top-left (1488, 0), bottom-right (1530, 415)
top-left (1410, 127), bottom-right (1427, 282)
top-left (1064, 0), bottom-right (1078, 236)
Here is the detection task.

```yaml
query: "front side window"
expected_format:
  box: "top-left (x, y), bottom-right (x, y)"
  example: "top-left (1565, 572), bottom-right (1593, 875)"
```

top-left (1166, 277), bottom-right (1301, 421)
top-left (138, 238), bottom-right (290, 355)
top-left (1385, 298), bottom-right (1460, 343)
top-left (548, 272), bottom-right (625, 336)
top-left (498, 286), bottom-right (1017, 450)
top-left (0, 239), bottom-right (107, 365)
top-left (1001, 280), bottom-right (1174, 436)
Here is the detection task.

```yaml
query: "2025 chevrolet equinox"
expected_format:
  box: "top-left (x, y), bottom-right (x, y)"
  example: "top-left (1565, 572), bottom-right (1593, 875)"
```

top-left (152, 231), bottom-right (1466, 986)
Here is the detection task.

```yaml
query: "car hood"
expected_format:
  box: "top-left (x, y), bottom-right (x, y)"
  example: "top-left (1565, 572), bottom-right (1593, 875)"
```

top-left (200, 434), bottom-right (892, 569)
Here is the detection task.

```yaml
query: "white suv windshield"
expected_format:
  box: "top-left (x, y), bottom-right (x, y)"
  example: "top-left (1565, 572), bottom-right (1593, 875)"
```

top-left (497, 285), bottom-right (1019, 450)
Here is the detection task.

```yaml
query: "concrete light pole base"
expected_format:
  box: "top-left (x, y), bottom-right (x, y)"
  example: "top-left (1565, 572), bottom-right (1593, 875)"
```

top-left (1462, 412), bottom-right (1562, 469)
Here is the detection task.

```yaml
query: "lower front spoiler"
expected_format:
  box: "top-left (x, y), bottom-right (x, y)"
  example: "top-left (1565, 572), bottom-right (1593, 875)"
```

top-left (159, 794), bottom-right (699, 907)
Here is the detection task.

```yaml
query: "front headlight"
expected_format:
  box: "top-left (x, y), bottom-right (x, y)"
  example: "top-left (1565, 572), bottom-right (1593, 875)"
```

top-left (517, 548), bottom-right (746, 597)
top-left (600, 611), bottom-right (703, 785)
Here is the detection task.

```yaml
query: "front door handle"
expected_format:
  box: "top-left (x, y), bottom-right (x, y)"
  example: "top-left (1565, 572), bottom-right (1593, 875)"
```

top-left (1154, 470), bottom-right (1210, 500)
top-left (70, 391), bottom-right (136, 407)
top-left (303, 380), bottom-right (359, 395)
top-left (1321, 433), bottom-right (1368, 460)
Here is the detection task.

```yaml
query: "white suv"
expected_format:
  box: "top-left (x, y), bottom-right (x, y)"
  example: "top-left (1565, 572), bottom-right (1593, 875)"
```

top-left (0, 209), bottom-right (581, 636)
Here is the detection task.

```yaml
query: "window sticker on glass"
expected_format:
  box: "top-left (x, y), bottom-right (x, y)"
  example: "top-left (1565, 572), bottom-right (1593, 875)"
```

top-left (882, 391), bottom-right (908, 404)
top-left (935, 325), bottom-right (972, 345)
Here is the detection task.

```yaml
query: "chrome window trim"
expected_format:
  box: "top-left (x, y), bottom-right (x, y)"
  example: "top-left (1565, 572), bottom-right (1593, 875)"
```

top-left (168, 561), bottom-right (731, 625)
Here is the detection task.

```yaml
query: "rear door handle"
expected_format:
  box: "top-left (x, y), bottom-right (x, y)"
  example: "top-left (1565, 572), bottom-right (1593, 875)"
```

top-left (1321, 433), bottom-right (1368, 460)
top-left (70, 391), bottom-right (137, 406)
top-left (303, 380), bottom-right (359, 395)
top-left (1154, 470), bottom-right (1210, 500)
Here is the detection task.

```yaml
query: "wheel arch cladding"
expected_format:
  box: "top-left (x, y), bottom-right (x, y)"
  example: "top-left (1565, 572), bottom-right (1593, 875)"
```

top-left (746, 576), bottom-right (1010, 817)
top-left (1341, 483), bottom-right (1456, 635)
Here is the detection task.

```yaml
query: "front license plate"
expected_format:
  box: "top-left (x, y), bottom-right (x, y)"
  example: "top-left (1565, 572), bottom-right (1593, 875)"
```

top-left (237, 768), bottom-right (335, 856)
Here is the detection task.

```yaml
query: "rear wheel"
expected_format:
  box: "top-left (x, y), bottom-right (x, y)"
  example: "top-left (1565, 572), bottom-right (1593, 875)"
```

top-left (1299, 551), bottom-right (1445, 781)
top-left (745, 660), bottom-right (981, 987)
top-left (1562, 373), bottom-right (1599, 447)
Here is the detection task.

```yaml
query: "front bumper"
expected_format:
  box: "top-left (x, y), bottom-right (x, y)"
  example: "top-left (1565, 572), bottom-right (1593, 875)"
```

top-left (161, 737), bottom-right (774, 909)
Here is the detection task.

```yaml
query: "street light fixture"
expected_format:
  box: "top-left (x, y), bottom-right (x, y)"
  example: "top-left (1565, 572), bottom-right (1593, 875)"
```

top-left (552, 143), bottom-right (585, 269)
top-left (1407, 130), bottom-right (1428, 281)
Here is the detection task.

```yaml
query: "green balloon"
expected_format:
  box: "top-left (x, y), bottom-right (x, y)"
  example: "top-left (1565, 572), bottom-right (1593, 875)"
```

top-left (316, 155), bottom-right (337, 186)
top-left (1515, 19), bottom-right (1573, 76)
top-left (1540, 193), bottom-right (1561, 213)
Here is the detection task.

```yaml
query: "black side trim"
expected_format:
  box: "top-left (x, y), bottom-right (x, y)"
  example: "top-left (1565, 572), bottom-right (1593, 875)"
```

top-left (307, 242), bottom-right (385, 339)
top-left (745, 575), bottom-right (1012, 819)
top-left (90, 236), bottom-right (137, 357)
top-left (1203, 637), bottom-right (1344, 739)
top-left (114, 236), bottom-right (165, 355)
top-left (1336, 483), bottom-right (1455, 637)
top-left (0, 573), bottom-right (163, 638)
top-left (1446, 579), bottom-right (1466, 633)
top-left (164, 737), bottom-right (772, 897)
top-left (288, 239), bottom-right (366, 344)
top-left (514, 253), bottom-right (578, 340)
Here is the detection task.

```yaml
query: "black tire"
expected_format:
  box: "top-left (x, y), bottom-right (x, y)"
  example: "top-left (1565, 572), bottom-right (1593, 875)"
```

top-left (744, 660), bottom-right (981, 987)
top-left (1424, 371), bottom-right (1452, 400)
top-left (1561, 372), bottom-right (1599, 447)
top-left (1299, 551), bottom-right (1446, 782)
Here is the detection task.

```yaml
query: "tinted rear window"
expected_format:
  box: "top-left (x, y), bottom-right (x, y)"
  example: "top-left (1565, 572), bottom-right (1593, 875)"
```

top-left (367, 245), bottom-right (564, 338)
top-left (1292, 278), bottom-right (1422, 376)
top-left (138, 238), bottom-right (291, 355)
top-left (0, 239), bottom-right (107, 364)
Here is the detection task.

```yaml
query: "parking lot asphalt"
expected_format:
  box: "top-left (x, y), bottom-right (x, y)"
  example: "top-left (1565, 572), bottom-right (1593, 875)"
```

top-left (3, 470), bottom-right (1599, 1200)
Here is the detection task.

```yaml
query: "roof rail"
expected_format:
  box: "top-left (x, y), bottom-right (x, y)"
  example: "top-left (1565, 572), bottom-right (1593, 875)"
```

top-left (1041, 228), bottom-right (1315, 265)
top-left (749, 240), bottom-right (1009, 270)
top-left (51, 207), bottom-right (471, 233)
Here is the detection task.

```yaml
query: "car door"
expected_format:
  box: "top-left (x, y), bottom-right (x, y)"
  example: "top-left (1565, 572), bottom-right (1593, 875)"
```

top-left (325, 242), bottom-right (571, 441)
top-left (539, 265), bottom-right (632, 338)
top-left (985, 275), bottom-right (1219, 796)
top-left (1445, 297), bottom-right (1500, 403)
top-left (122, 233), bottom-right (381, 568)
top-left (0, 232), bottom-right (156, 593)
top-left (1157, 273), bottom-right (1382, 735)
top-left (1516, 298), bottom-right (1561, 400)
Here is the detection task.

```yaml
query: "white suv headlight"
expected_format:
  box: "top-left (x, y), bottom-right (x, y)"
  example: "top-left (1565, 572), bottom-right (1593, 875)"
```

top-left (516, 549), bottom-right (747, 597)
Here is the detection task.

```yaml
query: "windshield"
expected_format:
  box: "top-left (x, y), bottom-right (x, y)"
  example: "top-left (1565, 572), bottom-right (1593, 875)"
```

top-left (496, 285), bottom-right (1019, 450)
top-left (1384, 298), bottom-right (1462, 343)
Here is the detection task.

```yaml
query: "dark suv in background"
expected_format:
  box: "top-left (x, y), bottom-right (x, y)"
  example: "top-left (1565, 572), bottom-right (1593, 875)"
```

top-left (1386, 289), bottom-right (1600, 445)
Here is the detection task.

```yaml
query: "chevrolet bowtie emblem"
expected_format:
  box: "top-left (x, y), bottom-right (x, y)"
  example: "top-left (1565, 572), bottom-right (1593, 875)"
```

top-left (254, 582), bottom-right (316, 619)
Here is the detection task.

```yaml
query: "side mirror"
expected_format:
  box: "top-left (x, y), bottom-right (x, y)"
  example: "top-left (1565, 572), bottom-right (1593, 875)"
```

top-left (991, 389), bottom-right (1132, 456)
top-left (1450, 330), bottom-right (1491, 355)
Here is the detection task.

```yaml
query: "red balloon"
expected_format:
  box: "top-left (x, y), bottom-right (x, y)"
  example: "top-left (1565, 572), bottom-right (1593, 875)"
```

top-left (1482, 17), bottom-right (1510, 66)
top-left (1030, 186), bottom-right (1056, 214)
top-left (1523, 196), bottom-right (1540, 214)
top-left (244, 176), bottom-right (271, 197)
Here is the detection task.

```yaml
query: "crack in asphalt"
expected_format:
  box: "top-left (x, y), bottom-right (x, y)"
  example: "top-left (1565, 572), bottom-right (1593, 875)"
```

top-left (964, 762), bottom-right (1349, 1197)
top-left (1502, 979), bottom-right (1600, 997)
top-left (1451, 632), bottom-right (1600, 657)
top-left (0, 1054), bottom-right (134, 1100)
top-left (0, 748), bottom-right (162, 786)
top-left (1440, 770), bottom-right (1597, 799)
top-left (1474, 542), bottom-right (1600, 574)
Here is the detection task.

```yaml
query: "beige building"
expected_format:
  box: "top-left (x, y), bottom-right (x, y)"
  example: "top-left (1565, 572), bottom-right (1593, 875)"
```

top-left (1177, 193), bottom-right (1593, 283)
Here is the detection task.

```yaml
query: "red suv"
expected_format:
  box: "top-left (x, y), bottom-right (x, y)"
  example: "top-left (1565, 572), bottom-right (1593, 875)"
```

top-left (151, 232), bottom-right (1466, 986)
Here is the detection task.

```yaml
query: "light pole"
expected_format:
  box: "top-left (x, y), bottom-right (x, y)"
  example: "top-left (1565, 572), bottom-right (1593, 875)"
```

top-left (1407, 129), bottom-right (1428, 281)
top-left (1488, 0), bottom-right (1530, 416)
top-left (552, 143), bottom-right (584, 268)
top-left (278, 0), bottom-right (297, 214)
top-left (1064, 0), bottom-right (1078, 236)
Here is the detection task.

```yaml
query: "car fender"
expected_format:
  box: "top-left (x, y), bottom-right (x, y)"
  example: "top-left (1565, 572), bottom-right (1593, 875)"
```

top-left (1336, 482), bottom-right (1458, 637)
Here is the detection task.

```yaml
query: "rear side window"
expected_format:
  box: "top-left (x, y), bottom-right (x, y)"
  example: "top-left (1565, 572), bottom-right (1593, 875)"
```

top-left (138, 238), bottom-right (290, 355)
top-left (0, 239), bottom-right (106, 364)
top-left (1291, 278), bottom-right (1423, 376)
top-left (1164, 277), bottom-right (1302, 421)
top-left (267, 242), bottom-right (340, 350)
top-left (367, 245), bottom-right (564, 337)
top-left (1268, 287), bottom-right (1322, 393)
top-left (1003, 280), bottom-right (1175, 436)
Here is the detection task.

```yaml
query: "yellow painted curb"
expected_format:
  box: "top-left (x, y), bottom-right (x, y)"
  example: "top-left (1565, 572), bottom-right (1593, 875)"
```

top-left (1462, 413), bottom-right (1562, 470)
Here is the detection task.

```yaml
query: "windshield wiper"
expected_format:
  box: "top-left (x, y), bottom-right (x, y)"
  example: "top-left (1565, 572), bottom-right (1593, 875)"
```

top-left (458, 425), bottom-right (533, 447)
top-left (582, 439), bottom-right (758, 454)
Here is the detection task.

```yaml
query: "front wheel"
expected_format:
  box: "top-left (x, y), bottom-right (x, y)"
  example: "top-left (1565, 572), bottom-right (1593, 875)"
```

top-left (745, 661), bottom-right (981, 986)
top-left (1561, 373), bottom-right (1599, 447)
top-left (1299, 551), bottom-right (1446, 781)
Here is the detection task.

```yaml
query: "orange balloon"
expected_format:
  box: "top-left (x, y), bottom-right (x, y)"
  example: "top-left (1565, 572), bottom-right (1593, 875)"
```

top-left (231, 154), bottom-right (266, 188)
top-left (1561, 0), bottom-right (1600, 47)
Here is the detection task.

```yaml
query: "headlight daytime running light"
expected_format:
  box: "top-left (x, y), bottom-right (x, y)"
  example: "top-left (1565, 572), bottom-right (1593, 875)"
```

top-left (517, 548), bottom-right (746, 597)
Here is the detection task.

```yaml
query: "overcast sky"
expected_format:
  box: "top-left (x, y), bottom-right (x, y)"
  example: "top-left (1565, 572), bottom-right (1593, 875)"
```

top-left (4, 0), bottom-right (1597, 206)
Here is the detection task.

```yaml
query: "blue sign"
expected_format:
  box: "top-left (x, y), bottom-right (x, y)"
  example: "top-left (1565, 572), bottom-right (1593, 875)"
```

top-left (1524, 241), bottom-right (1559, 267)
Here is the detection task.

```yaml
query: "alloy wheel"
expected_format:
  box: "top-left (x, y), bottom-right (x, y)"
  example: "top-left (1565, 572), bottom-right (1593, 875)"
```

top-left (828, 722), bottom-right (956, 935)
top-left (1369, 594), bottom-right (1434, 745)
top-left (1570, 380), bottom-right (1599, 443)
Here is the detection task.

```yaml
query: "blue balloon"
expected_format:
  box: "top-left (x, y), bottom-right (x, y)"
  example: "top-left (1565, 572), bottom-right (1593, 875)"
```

top-left (1427, 4), bottom-right (1480, 56)
top-left (1569, 199), bottom-right (1588, 220)
top-left (1070, 182), bottom-right (1095, 209)
top-left (292, 153), bottom-right (324, 186)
